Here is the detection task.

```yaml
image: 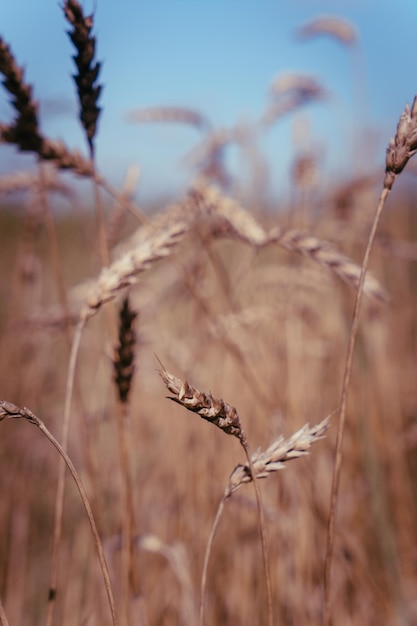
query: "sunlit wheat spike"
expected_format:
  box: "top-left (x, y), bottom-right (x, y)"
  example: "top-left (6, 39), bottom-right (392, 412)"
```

top-left (158, 365), bottom-right (245, 442)
top-left (0, 37), bottom-right (43, 153)
top-left (296, 16), bottom-right (358, 46)
top-left (81, 190), bottom-right (197, 320)
top-left (191, 180), bottom-right (269, 245)
top-left (126, 106), bottom-right (210, 131)
top-left (193, 182), bottom-right (388, 301)
top-left (63, 0), bottom-right (102, 155)
top-left (225, 416), bottom-right (331, 497)
top-left (82, 220), bottom-right (188, 321)
top-left (385, 96), bottom-right (417, 190)
top-left (268, 228), bottom-right (388, 301)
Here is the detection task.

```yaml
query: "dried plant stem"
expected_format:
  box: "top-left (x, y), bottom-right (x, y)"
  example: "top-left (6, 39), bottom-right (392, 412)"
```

top-left (0, 402), bottom-right (118, 626)
top-left (324, 185), bottom-right (390, 625)
top-left (160, 366), bottom-right (273, 626)
top-left (116, 402), bottom-right (142, 625)
top-left (200, 416), bottom-right (330, 625)
top-left (92, 165), bottom-right (111, 267)
top-left (0, 599), bottom-right (10, 626)
top-left (47, 317), bottom-right (86, 626)
top-left (116, 402), bottom-right (132, 626)
top-left (241, 440), bottom-right (272, 626)
top-left (38, 419), bottom-right (119, 626)
top-left (38, 163), bottom-right (72, 340)
top-left (200, 496), bottom-right (225, 626)
top-left (95, 175), bottom-right (147, 224)
top-left (199, 453), bottom-right (272, 626)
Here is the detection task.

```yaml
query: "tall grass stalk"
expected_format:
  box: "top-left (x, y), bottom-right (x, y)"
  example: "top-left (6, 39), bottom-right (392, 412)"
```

top-left (324, 96), bottom-right (417, 625)
top-left (0, 402), bottom-right (119, 626)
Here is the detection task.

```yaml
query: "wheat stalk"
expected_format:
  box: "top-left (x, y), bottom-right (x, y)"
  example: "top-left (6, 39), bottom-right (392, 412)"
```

top-left (0, 401), bottom-right (119, 626)
top-left (200, 415), bottom-right (331, 626)
top-left (324, 96), bottom-right (417, 625)
top-left (158, 364), bottom-right (274, 626)
top-left (226, 415), bottom-right (331, 497)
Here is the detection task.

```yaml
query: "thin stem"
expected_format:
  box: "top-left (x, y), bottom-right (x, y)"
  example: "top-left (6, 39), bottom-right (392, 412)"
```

top-left (323, 184), bottom-right (391, 625)
top-left (97, 175), bottom-right (147, 224)
top-left (46, 317), bottom-right (86, 626)
top-left (116, 402), bottom-right (141, 625)
top-left (241, 439), bottom-right (273, 626)
top-left (0, 598), bottom-right (10, 626)
top-left (33, 415), bottom-right (119, 626)
top-left (91, 158), bottom-right (111, 268)
top-left (200, 497), bottom-right (226, 626)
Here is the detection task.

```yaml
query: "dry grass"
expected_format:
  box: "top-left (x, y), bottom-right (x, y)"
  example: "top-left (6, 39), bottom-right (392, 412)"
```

top-left (1, 10), bottom-right (417, 626)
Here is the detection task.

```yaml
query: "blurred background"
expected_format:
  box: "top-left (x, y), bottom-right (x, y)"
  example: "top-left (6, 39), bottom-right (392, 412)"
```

top-left (1, 2), bottom-right (417, 626)
top-left (2, 0), bottom-right (417, 202)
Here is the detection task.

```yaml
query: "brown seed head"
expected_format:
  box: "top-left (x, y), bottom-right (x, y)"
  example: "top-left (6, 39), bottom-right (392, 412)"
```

top-left (385, 97), bottom-right (417, 190)
top-left (63, 0), bottom-right (102, 155)
top-left (113, 297), bottom-right (138, 404)
top-left (159, 366), bottom-right (245, 442)
top-left (0, 37), bottom-right (43, 152)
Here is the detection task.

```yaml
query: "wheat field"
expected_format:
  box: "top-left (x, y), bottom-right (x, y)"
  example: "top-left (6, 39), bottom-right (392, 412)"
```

top-left (1, 5), bottom-right (417, 626)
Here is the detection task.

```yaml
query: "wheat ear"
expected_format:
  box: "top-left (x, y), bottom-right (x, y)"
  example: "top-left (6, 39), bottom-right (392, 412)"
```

top-left (63, 0), bottom-right (102, 157)
top-left (194, 181), bottom-right (387, 301)
top-left (158, 364), bottom-right (274, 626)
top-left (0, 401), bottom-right (119, 626)
top-left (201, 415), bottom-right (331, 626)
top-left (324, 96), bottom-right (417, 625)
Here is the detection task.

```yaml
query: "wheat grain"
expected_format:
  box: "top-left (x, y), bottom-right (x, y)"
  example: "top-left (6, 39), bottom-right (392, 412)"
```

top-left (385, 97), bottom-right (417, 190)
top-left (193, 182), bottom-right (387, 301)
top-left (158, 365), bottom-right (244, 442)
top-left (63, 0), bottom-right (102, 156)
top-left (81, 195), bottom-right (194, 320)
top-left (0, 37), bottom-right (43, 153)
top-left (225, 416), bottom-right (331, 497)
top-left (113, 297), bottom-right (137, 404)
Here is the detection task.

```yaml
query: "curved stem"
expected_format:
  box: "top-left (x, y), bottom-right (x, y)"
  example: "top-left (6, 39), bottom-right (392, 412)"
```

top-left (34, 417), bottom-right (119, 626)
top-left (323, 185), bottom-right (391, 625)
top-left (241, 440), bottom-right (273, 626)
top-left (47, 317), bottom-right (86, 626)
top-left (200, 497), bottom-right (226, 626)
top-left (0, 598), bottom-right (10, 626)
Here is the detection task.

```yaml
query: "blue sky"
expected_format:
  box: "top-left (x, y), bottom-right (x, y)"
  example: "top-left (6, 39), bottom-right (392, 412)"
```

top-left (1, 0), bottom-right (417, 202)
